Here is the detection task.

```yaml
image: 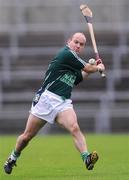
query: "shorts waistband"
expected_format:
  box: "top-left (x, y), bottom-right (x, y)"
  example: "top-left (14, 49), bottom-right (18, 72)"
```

top-left (44, 89), bottom-right (63, 100)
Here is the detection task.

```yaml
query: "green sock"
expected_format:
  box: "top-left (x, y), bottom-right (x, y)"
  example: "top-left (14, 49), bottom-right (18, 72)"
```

top-left (11, 150), bottom-right (21, 160)
top-left (81, 152), bottom-right (89, 162)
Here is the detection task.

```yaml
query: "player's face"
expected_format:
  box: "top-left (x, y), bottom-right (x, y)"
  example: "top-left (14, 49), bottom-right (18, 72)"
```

top-left (67, 33), bottom-right (86, 54)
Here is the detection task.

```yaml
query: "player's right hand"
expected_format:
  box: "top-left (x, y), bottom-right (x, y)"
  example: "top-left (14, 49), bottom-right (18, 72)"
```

top-left (97, 63), bottom-right (105, 72)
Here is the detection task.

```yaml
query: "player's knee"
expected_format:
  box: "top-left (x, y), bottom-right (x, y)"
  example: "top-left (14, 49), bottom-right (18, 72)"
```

top-left (70, 123), bottom-right (80, 136)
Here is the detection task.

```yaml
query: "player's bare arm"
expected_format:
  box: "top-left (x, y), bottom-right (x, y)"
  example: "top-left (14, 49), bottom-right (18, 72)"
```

top-left (83, 62), bottom-right (105, 74)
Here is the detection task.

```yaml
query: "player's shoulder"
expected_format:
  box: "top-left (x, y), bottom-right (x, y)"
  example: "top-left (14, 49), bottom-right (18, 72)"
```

top-left (64, 46), bottom-right (78, 58)
top-left (60, 45), bottom-right (71, 53)
top-left (57, 46), bottom-right (73, 58)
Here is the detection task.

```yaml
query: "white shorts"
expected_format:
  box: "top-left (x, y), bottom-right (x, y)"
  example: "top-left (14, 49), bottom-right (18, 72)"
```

top-left (30, 90), bottom-right (73, 124)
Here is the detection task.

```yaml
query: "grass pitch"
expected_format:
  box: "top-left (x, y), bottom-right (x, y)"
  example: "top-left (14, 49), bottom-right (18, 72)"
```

top-left (0, 134), bottom-right (128, 180)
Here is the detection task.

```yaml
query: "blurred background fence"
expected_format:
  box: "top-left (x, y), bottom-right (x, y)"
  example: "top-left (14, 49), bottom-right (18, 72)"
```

top-left (0, 0), bottom-right (129, 134)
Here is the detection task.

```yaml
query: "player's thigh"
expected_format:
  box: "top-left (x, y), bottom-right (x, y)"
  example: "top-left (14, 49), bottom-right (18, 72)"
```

top-left (56, 108), bottom-right (78, 131)
top-left (24, 113), bottom-right (46, 137)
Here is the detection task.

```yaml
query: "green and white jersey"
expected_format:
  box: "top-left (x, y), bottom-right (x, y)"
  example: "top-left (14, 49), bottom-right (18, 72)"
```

top-left (42, 46), bottom-right (87, 99)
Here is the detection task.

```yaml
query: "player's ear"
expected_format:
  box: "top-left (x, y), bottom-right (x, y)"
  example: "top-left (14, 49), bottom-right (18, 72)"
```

top-left (67, 38), bottom-right (71, 44)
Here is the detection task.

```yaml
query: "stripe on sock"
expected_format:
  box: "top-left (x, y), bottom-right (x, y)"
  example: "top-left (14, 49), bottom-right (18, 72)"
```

top-left (81, 152), bottom-right (89, 162)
